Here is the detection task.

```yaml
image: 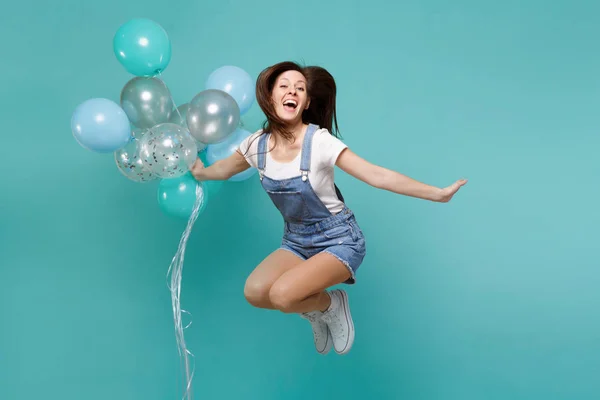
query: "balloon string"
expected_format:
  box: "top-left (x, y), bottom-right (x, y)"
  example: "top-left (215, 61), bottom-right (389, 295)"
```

top-left (155, 72), bottom-right (185, 125)
top-left (166, 183), bottom-right (204, 400)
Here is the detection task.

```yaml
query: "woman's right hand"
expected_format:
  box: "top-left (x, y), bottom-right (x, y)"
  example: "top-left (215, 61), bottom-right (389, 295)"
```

top-left (190, 158), bottom-right (205, 181)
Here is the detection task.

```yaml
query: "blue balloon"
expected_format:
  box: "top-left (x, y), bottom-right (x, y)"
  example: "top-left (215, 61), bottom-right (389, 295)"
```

top-left (205, 66), bottom-right (255, 115)
top-left (157, 172), bottom-right (223, 219)
top-left (71, 98), bottom-right (131, 153)
top-left (228, 165), bottom-right (258, 182)
top-left (113, 19), bottom-right (171, 77)
top-left (158, 173), bottom-right (207, 219)
top-left (205, 127), bottom-right (257, 182)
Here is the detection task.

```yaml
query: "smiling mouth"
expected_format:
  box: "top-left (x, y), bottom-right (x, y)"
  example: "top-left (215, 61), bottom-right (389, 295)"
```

top-left (283, 100), bottom-right (298, 111)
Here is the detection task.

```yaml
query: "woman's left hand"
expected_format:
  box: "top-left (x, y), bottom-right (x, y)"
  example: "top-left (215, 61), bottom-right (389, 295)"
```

top-left (437, 179), bottom-right (468, 202)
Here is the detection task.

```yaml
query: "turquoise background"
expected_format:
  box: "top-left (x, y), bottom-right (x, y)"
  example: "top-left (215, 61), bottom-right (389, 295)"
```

top-left (2, 1), bottom-right (599, 399)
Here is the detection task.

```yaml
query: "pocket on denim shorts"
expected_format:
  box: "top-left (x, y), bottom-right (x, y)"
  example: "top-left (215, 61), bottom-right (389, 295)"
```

top-left (349, 221), bottom-right (365, 242)
top-left (323, 223), bottom-right (351, 240)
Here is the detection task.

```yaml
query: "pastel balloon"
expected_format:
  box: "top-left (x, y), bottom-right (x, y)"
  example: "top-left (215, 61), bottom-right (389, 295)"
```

top-left (228, 165), bottom-right (257, 182)
top-left (157, 172), bottom-right (207, 219)
top-left (205, 66), bottom-right (255, 115)
top-left (205, 127), bottom-right (257, 182)
top-left (71, 98), bottom-right (131, 153)
top-left (113, 18), bottom-right (171, 77)
top-left (157, 173), bottom-right (223, 219)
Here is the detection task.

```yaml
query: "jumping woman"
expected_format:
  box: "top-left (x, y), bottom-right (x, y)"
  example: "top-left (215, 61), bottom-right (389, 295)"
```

top-left (191, 61), bottom-right (467, 355)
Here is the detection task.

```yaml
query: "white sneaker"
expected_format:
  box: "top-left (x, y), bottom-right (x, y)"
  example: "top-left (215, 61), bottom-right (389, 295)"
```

top-left (301, 311), bottom-right (332, 354)
top-left (321, 289), bottom-right (354, 355)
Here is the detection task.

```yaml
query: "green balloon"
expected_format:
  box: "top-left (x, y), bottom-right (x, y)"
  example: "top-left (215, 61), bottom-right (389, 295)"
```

top-left (157, 166), bottom-right (225, 219)
top-left (113, 18), bottom-right (171, 77)
top-left (157, 173), bottom-right (207, 219)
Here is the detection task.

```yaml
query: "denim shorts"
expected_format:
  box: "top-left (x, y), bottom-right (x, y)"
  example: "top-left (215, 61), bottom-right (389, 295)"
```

top-left (280, 207), bottom-right (366, 284)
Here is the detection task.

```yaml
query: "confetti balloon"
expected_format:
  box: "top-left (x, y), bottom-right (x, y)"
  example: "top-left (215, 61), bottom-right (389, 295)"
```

top-left (139, 123), bottom-right (198, 178)
top-left (114, 137), bottom-right (156, 182)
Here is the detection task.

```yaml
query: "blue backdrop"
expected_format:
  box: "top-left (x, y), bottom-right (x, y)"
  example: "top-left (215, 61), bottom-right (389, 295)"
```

top-left (1, 0), bottom-right (599, 399)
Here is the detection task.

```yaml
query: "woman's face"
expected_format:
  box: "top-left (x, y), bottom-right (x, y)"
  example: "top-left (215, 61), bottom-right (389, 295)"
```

top-left (271, 70), bottom-right (310, 124)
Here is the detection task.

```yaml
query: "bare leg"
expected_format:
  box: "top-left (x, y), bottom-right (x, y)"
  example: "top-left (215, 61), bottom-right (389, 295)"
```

top-left (269, 252), bottom-right (355, 354)
top-left (268, 252), bottom-right (351, 314)
top-left (243, 249), bottom-right (304, 309)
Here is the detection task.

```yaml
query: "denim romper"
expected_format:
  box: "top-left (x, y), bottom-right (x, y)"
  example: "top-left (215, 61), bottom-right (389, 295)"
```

top-left (257, 123), bottom-right (366, 284)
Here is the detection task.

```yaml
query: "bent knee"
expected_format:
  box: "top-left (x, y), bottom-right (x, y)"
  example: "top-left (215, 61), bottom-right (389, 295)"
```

top-left (268, 284), bottom-right (298, 313)
top-left (243, 280), bottom-right (272, 308)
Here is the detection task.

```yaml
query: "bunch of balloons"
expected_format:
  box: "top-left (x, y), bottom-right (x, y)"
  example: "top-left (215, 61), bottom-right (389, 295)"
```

top-left (70, 18), bottom-right (257, 219)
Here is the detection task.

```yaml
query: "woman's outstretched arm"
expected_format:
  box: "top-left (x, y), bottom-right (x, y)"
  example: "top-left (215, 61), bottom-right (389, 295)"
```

top-left (335, 148), bottom-right (467, 202)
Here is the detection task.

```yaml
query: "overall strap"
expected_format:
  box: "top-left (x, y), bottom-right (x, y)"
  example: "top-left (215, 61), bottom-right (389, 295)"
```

top-left (334, 184), bottom-right (345, 202)
top-left (299, 124), bottom-right (319, 181)
top-left (257, 133), bottom-right (269, 179)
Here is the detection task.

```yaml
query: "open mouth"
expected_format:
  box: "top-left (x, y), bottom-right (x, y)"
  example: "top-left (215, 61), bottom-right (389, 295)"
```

top-left (283, 99), bottom-right (298, 112)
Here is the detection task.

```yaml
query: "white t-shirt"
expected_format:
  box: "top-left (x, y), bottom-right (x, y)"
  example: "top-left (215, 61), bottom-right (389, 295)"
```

top-left (238, 128), bottom-right (348, 214)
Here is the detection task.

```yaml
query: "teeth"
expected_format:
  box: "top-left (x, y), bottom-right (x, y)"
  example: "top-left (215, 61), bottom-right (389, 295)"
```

top-left (283, 100), bottom-right (297, 107)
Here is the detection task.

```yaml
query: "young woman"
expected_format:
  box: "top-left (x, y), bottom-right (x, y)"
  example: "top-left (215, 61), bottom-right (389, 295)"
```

top-left (190, 61), bottom-right (467, 355)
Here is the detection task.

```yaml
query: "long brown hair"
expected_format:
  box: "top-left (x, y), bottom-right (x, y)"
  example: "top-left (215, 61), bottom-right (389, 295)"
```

top-left (254, 61), bottom-right (341, 144)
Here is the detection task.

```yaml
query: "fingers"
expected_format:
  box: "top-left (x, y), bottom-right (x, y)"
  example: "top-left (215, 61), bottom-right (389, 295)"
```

top-left (190, 158), bottom-right (205, 181)
top-left (446, 179), bottom-right (466, 196)
top-left (439, 179), bottom-right (467, 203)
top-left (453, 179), bottom-right (467, 190)
top-left (192, 158), bottom-right (205, 170)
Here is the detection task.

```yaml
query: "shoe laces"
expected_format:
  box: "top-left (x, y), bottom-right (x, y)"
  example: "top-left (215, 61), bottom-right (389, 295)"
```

top-left (321, 306), bottom-right (345, 338)
top-left (301, 312), bottom-right (327, 339)
top-left (301, 312), bottom-right (321, 323)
